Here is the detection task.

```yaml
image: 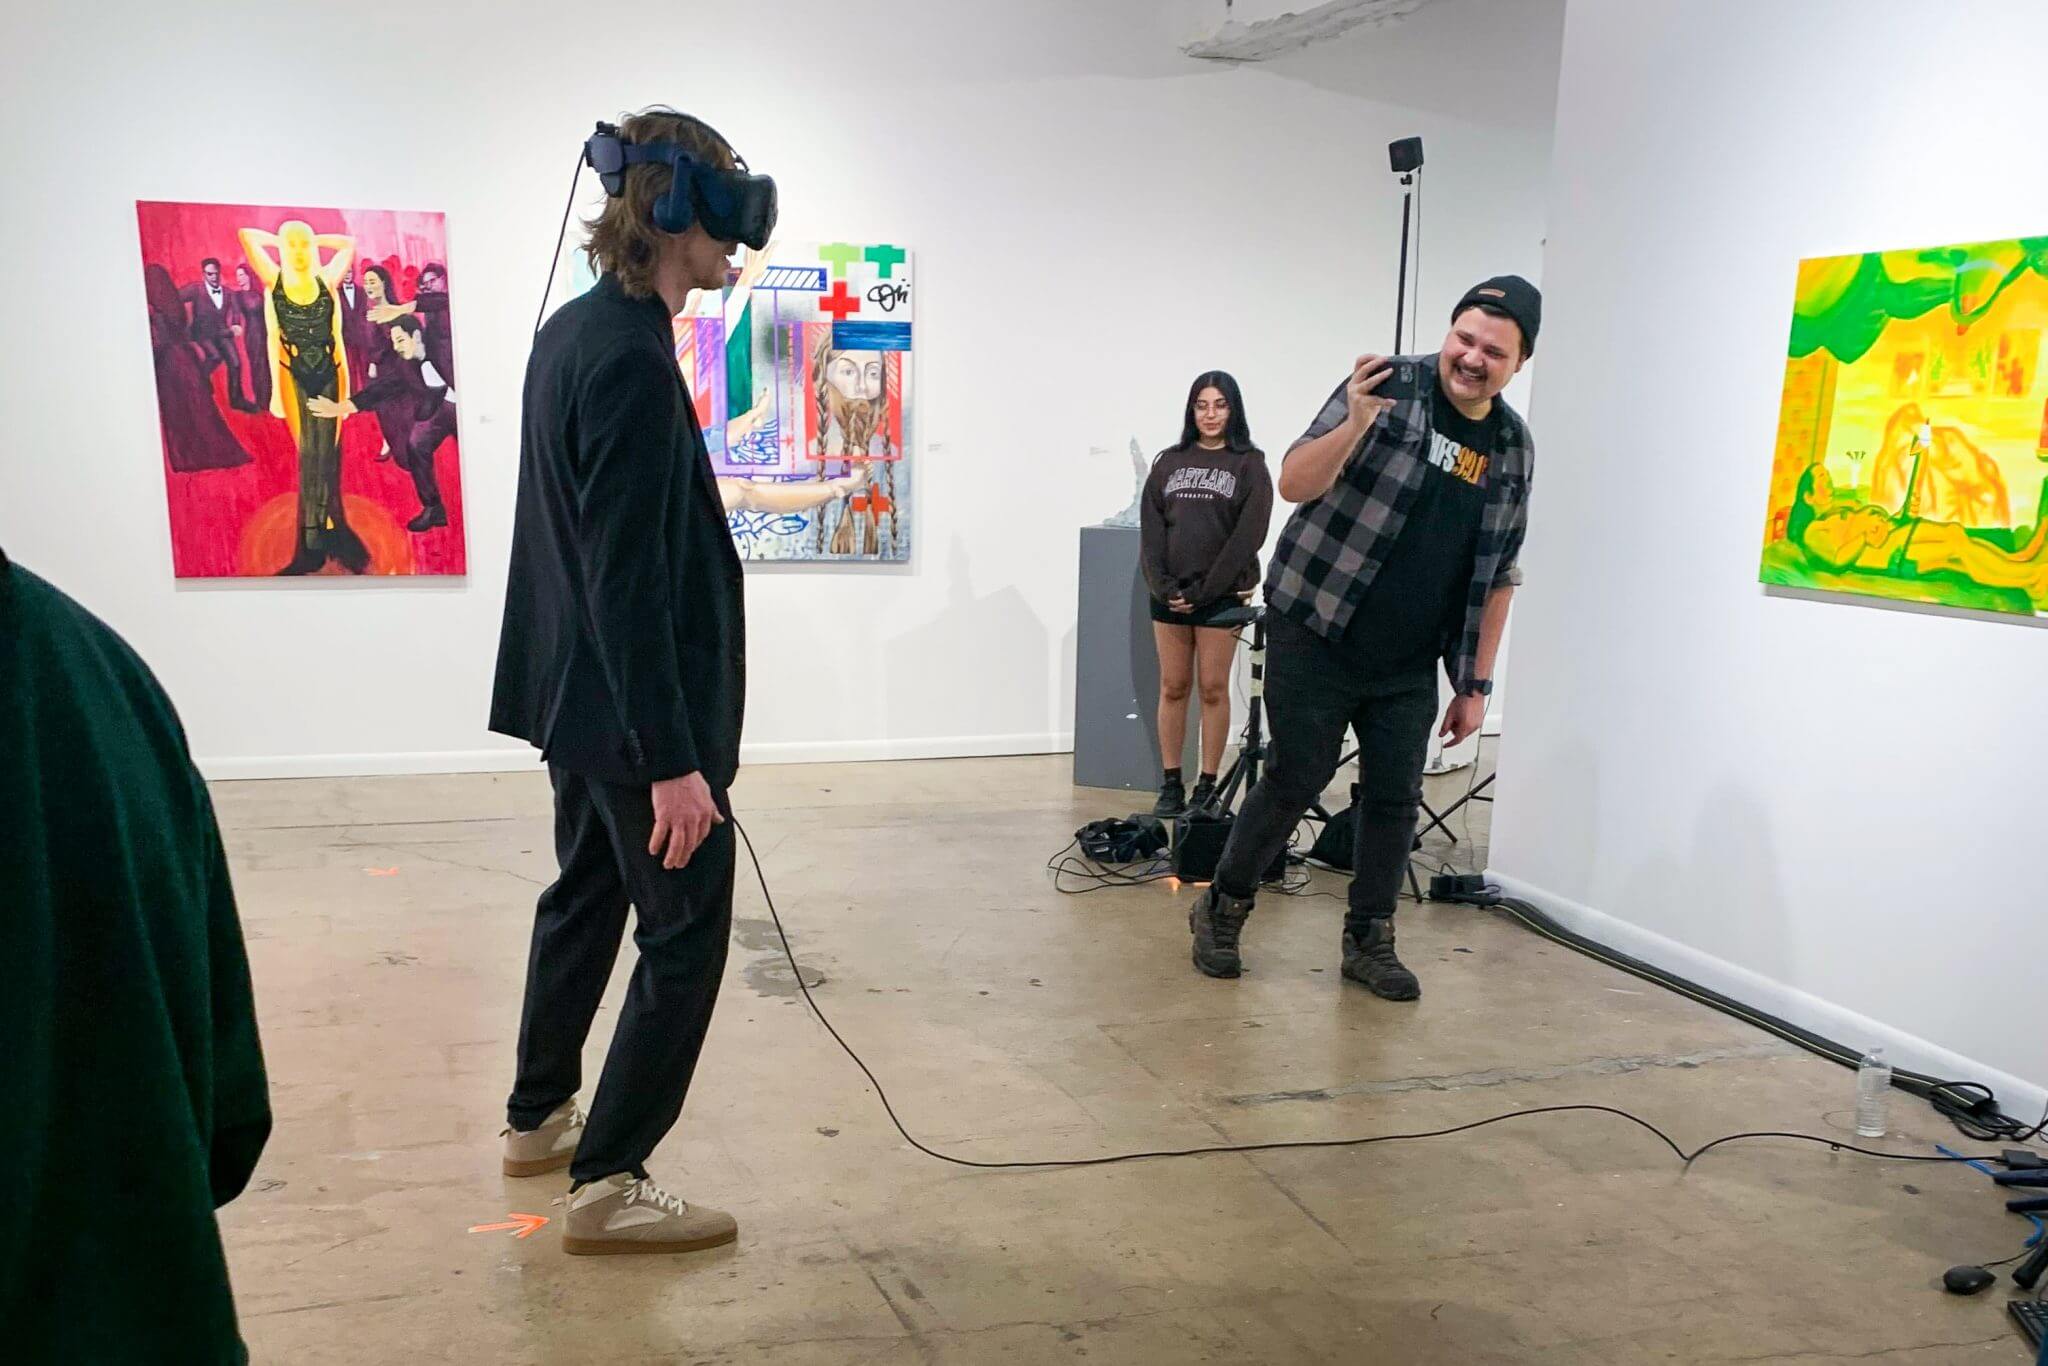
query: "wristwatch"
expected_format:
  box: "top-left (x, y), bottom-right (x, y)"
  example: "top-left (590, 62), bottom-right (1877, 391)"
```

top-left (1464, 679), bottom-right (1494, 698)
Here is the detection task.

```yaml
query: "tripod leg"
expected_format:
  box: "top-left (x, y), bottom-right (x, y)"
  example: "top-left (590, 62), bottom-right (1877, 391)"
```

top-left (1210, 755), bottom-right (1248, 813)
top-left (1213, 616), bottom-right (1267, 817)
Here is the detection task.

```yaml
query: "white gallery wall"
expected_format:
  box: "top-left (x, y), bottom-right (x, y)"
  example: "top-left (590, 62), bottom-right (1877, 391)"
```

top-left (0, 0), bottom-right (1559, 777)
top-left (1492, 0), bottom-right (2047, 1104)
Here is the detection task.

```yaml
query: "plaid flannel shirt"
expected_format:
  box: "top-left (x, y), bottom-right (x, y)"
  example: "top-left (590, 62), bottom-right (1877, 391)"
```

top-left (1262, 354), bottom-right (1534, 691)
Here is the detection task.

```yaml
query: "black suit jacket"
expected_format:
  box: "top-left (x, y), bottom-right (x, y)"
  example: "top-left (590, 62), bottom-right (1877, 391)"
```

top-left (179, 281), bottom-right (237, 342)
top-left (353, 353), bottom-right (446, 423)
top-left (411, 289), bottom-right (456, 386)
top-left (489, 273), bottom-right (745, 790)
top-left (336, 281), bottom-right (369, 341)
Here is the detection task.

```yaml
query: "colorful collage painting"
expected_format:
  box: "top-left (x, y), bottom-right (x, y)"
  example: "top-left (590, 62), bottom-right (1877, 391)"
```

top-left (137, 200), bottom-right (466, 578)
top-left (1761, 235), bottom-right (2048, 616)
top-left (677, 241), bottom-right (914, 562)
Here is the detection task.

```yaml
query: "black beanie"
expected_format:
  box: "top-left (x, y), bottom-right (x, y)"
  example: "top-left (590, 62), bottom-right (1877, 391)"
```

top-left (1453, 275), bottom-right (1541, 355)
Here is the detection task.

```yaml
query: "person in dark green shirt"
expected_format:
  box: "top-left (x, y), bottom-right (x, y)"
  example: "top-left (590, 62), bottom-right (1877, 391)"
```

top-left (1, 549), bottom-right (271, 1365)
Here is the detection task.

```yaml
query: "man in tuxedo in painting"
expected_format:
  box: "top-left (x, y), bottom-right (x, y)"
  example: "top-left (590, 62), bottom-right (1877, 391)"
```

top-left (336, 263), bottom-right (372, 396)
top-left (179, 258), bottom-right (256, 412)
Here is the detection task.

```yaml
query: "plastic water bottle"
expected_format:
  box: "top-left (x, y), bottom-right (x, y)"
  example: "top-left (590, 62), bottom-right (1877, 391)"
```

top-left (1855, 1046), bottom-right (1891, 1138)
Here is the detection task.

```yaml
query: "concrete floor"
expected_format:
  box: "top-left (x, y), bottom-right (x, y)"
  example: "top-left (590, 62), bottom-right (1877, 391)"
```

top-left (214, 750), bottom-right (2037, 1364)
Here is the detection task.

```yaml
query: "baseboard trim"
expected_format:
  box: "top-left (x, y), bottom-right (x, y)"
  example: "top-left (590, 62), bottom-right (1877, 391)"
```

top-left (1486, 871), bottom-right (2047, 1120)
top-left (199, 749), bottom-right (543, 781)
top-left (740, 732), bottom-right (1074, 766)
top-left (197, 733), bottom-right (1077, 781)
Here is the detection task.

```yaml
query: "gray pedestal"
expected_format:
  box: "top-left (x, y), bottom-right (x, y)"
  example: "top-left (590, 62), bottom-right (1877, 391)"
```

top-left (1072, 525), bottom-right (1195, 792)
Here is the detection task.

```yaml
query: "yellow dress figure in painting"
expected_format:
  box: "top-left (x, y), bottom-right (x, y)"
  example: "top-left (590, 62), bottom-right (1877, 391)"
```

top-left (238, 220), bottom-right (368, 574)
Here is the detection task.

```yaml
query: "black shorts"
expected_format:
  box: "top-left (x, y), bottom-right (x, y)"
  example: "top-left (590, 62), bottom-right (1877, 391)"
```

top-left (1149, 596), bottom-right (1251, 628)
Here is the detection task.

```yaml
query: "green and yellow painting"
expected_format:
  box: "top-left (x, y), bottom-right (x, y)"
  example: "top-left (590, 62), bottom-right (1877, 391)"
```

top-left (1762, 235), bottom-right (2048, 615)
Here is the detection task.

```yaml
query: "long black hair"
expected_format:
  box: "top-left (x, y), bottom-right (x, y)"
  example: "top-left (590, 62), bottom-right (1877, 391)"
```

top-left (362, 262), bottom-right (399, 302)
top-left (1175, 370), bottom-right (1256, 453)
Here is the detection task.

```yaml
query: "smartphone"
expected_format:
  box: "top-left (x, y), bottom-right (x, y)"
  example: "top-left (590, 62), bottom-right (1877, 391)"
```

top-left (1372, 359), bottom-right (1423, 401)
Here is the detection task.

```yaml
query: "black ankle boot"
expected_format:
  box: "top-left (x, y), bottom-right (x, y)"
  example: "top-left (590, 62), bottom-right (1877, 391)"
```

top-left (1189, 886), bottom-right (1254, 978)
top-left (1153, 774), bottom-right (1186, 818)
top-left (1341, 918), bottom-right (1420, 1000)
top-left (407, 503), bottom-right (448, 533)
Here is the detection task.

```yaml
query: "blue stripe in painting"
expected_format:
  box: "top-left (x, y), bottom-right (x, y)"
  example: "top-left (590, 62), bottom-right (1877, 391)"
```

top-left (832, 321), bottom-right (912, 351)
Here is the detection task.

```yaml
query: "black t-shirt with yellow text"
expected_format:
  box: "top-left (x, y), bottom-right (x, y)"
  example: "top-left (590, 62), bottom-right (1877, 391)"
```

top-left (1335, 368), bottom-right (1501, 676)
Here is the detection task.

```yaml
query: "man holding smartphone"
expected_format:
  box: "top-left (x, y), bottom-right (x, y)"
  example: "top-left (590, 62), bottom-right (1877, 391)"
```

top-left (1187, 276), bottom-right (1540, 999)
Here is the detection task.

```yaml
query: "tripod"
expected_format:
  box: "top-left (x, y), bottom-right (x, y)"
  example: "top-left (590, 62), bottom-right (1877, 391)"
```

top-left (1417, 771), bottom-right (1493, 843)
top-left (1205, 605), bottom-right (1268, 816)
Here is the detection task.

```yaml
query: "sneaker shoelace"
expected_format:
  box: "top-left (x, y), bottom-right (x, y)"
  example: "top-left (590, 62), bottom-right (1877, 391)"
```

top-left (628, 1180), bottom-right (690, 1218)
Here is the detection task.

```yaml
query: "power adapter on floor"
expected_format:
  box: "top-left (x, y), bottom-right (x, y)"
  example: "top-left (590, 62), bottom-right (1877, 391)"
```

top-left (1429, 872), bottom-right (1492, 903)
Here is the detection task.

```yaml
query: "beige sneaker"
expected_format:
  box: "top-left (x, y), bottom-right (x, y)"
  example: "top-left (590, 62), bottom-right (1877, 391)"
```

top-left (562, 1174), bottom-right (739, 1256)
top-left (502, 1100), bottom-right (584, 1177)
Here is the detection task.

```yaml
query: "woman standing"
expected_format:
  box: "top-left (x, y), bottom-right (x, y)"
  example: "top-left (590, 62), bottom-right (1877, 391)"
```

top-left (1140, 371), bottom-right (1273, 816)
top-left (230, 264), bottom-right (272, 415)
top-left (357, 264), bottom-right (406, 461)
top-left (238, 220), bottom-right (368, 574)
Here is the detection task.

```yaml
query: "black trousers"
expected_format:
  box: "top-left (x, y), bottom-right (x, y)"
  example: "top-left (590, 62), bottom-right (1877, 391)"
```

top-left (196, 333), bottom-right (250, 408)
top-left (1213, 614), bottom-right (1438, 927)
top-left (396, 408), bottom-right (454, 513)
top-left (507, 765), bottom-right (734, 1183)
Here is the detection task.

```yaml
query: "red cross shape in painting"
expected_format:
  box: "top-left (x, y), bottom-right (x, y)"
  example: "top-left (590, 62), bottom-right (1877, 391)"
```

top-left (818, 280), bottom-right (862, 321)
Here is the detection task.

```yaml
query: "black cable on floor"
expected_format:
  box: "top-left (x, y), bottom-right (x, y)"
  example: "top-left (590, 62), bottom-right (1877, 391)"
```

top-left (729, 816), bottom-right (2005, 1174)
top-left (1442, 885), bottom-right (2047, 1153)
top-left (1044, 838), bottom-right (1175, 894)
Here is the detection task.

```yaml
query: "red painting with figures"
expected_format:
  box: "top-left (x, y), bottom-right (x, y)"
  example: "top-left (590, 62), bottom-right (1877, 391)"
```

top-left (136, 200), bottom-right (466, 578)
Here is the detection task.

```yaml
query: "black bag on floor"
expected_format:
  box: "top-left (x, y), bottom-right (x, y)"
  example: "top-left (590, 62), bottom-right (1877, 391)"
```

top-left (1307, 784), bottom-right (1360, 871)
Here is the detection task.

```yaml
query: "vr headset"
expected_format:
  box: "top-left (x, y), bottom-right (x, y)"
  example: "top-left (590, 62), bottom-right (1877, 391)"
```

top-left (584, 119), bottom-right (777, 250)
top-left (1076, 815), bottom-right (1168, 864)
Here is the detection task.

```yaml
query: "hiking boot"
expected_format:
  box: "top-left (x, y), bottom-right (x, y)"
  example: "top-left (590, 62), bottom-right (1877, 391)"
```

top-left (1189, 885), bottom-right (1254, 978)
top-left (1341, 918), bottom-right (1420, 1000)
top-left (1153, 775), bottom-right (1186, 819)
top-left (562, 1174), bottom-right (738, 1256)
top-left (501, 1099), bottom-right (583, 1177)
top-left (1188, 776), bottom-right (1218, 812)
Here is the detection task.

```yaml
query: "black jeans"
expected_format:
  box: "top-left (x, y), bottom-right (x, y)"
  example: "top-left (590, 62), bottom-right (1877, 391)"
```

top-left (1213, 614), bottom-right (1438, 927)
top-left (507, 765), bottom-right (734, 1183)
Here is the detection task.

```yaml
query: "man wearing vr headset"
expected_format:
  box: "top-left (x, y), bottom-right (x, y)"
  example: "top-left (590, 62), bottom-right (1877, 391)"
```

top-left (490, 107), bottom-right (776, 1257)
